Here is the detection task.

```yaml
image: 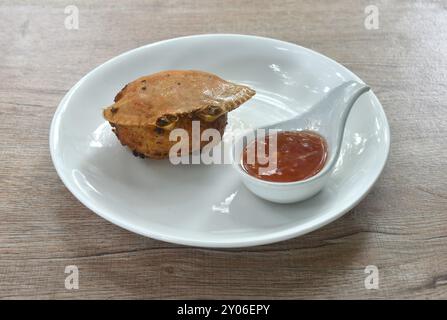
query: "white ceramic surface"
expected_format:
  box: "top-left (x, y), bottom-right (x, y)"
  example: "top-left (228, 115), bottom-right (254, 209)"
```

top-left (49, 34), bottom-right (390, 248)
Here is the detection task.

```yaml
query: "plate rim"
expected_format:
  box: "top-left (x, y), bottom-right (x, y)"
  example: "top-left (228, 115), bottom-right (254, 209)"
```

top-left (49, 34), bottom-right (391, 248)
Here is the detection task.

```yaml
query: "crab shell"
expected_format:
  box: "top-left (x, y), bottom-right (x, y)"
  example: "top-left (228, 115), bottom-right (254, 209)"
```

top-left (103, 70), bottom-right (256, 159)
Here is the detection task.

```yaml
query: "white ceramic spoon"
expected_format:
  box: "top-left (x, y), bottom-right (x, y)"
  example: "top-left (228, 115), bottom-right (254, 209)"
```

top-left (232, 81), bottom-right (371, 203)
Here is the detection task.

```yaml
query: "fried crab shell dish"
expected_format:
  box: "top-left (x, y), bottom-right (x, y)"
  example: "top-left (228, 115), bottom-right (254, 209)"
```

top-left (103, 70), bottom-right (256, 159)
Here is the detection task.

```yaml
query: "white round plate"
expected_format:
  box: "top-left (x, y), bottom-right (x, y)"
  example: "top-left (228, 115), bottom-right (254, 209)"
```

top-left (50, 34), bottom-right (390, 248)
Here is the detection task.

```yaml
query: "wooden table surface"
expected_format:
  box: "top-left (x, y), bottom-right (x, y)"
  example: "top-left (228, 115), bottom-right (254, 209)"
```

top-left (1, 0), bottom-right (446, 299)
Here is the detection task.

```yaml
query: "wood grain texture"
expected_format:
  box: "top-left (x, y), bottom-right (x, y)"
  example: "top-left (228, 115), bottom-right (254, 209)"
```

top-left (0, 0), bottom-right (446, 299)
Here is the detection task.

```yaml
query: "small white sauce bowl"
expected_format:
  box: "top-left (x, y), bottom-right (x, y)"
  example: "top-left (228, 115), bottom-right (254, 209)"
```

top-left (231, 81), bottom-right (370, 204)
top-left (231, 130), bottom-right (333, 204)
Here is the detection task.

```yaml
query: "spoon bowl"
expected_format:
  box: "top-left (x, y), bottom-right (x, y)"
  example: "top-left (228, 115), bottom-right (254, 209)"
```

top-left (232, 81), bottom-right (371, 203)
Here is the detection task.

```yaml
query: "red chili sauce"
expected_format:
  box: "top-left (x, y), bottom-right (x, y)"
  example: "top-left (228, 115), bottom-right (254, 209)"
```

top-left (241, 131), bottom-right (328, 183)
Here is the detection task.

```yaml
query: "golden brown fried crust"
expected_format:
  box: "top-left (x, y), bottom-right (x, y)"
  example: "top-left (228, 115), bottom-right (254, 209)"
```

top-left (104, 70), bottom-right (255, 159)
top-left (112, 114), bottom-right (228, 159)
top-left (103, 70), bottom-right (255, 127)
top-left (114, 84), bottom-right (128, 102)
